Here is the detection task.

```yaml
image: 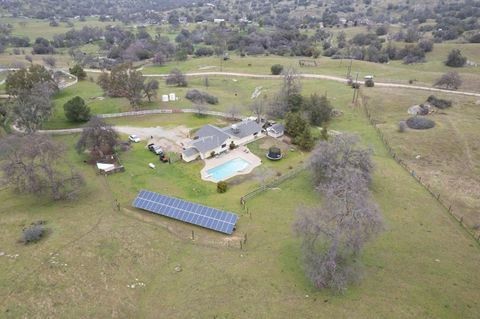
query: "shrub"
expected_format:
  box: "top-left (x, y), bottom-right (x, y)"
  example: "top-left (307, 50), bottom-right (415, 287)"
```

top-left (445, 49), bottom-right (467, 67)
top-left (166, 68), bottom-right (187, 87)
top-left (398, 121), bottom-right (407, 132)
top-left (406, 117), bottom-right (435, 130)
top-left (229, 141), bottom-right (237, 150)
top-left (69, 64), bottom-right (87, 80)
top-left (271, 64), bottom-right (284, 75)
top-left (427, 95), bottom-right (452, 109)
top-left (185, 89), bottom-right (218, 105)
top-left (64, 96), bottom-right (91, 122)
top-left (434, 72), bottom-right (462, 90)
top-left (365, 78), bottom-right (375, 87)
top-left (194, 47), bottom-right (214, 57)
top-left (217, 181), bottom-right (228, 193)
top-left (21, 225), bottom-right (45, 244)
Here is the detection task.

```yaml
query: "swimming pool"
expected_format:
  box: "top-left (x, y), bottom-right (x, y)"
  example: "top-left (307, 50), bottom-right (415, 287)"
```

top-left (207, 158), bottom-right (251, 182)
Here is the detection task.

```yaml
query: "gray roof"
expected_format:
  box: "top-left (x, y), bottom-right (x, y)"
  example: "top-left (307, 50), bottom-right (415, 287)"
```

top-left (191, 124), bottom-right (231, 153)
top-left (222, 120), bottom-right (262, 139)
top-left (192, 135), bottom-right (228, 153)
top-left (195, 124), bottom-right (230, 141)
top-left (183, 147), bottom-right (199, 157)
top-left (268, 123), bottom-right (285, 134)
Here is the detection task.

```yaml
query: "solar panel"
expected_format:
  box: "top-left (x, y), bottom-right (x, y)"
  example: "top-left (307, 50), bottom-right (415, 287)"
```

top-left (132, 190), bottom-right (238, 235)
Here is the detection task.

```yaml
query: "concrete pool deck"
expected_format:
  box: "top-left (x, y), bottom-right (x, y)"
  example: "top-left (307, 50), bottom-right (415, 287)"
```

top-left (200, 146), bottom-right (262, 182)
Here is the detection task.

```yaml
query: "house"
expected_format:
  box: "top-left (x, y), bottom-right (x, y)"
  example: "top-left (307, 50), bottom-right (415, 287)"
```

top-left (214, 18), bottom-right (225, 23)
top-left (267, 123), bottom-right (285, 139)
top-left (182, 120), bottom-right (263, 162)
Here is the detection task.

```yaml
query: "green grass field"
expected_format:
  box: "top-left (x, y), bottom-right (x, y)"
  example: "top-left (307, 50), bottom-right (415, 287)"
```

top-left (362, 87), bottom-right (480, 235)
top-left (1, 77), bottom-right (479, 318)
top-left (142, 43), bottom-right (480, 92)
top-left (1, 17), bottom-right (480, 318)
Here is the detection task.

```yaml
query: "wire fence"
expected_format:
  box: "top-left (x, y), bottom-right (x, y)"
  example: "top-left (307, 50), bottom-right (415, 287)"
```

top-left (240, 166), bottom-right (305, 210)
top-left (359, 91), bottom-right (480, 244)
top-left (97, 108), bottom-right (245, 120)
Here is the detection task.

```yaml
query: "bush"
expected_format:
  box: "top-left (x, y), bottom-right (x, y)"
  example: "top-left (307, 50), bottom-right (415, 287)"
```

top-left (185, 89), bottom-right (218, 105)
top-left (271, 64), bottom-right (284, 75)
top-left (21, 225), bottom-right (45, 244)
top-left (69, 64), bottom-right (87, 80)
top-left (194, 47), bottom-right (214, 57)
top-left (398, 121), bottom-right (407, 132)
top-left (217, 181), bottom-right (228, 193)
top-left (166, 68), bottom-right (187, 87)
top-left (445, 49), bottom-right (467, 67)
top-left (406, 117), bottom-right (435, 130)
top-left (427, 95), bottom-right (452, 109)
top-left (63, 96), bottom-right (91, 122)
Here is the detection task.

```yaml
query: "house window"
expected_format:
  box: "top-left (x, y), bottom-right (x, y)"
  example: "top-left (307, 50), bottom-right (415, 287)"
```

top-left (222, 143), bottom-right (227, 148)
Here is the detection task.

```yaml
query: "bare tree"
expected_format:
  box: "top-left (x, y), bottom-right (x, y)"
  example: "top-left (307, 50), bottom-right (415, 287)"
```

top-left (282, 67), bottom-right (302, 100)
top-left (270, 67), bottom-right (303, 117)
top-left (76, 117), bottom-right (118, 159)
top-left (42, 56), bottom-right (56, 68)
top-left (194, 103), bottom-right (209, 117)
top-left (310, 134), bottom-right (375, 187)
top-left (294, 133), bottom-right (383, 292)
top-left (434, 71), bottom-right (462, 90)
top-left (166, 68), bottom-right (187, 87)
top-left (227, 105), bottom-right (240, 120)
top-left (249, 95), bottom-right (266, 123)
top-left (12, 82), bottom-right (54, 133)
top-left (143, 79), bottom-right (159, 102)
top-left (0, 134), bottom-right (84, 200)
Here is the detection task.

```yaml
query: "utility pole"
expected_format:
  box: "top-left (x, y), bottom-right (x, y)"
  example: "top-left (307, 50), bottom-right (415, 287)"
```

top-left (347, 58), bottom-right (353, 78)
top-left (352, 72), bottom-right (359, 104)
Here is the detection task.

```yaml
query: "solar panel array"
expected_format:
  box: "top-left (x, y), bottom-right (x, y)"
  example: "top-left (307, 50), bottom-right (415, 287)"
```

top-left (132, 190), bottom-right (238, 235)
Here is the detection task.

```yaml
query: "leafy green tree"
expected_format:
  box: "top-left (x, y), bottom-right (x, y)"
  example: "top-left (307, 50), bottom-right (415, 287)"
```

top-left (143, 79), bottom-right (159, 102)
top-left (5, 64), bottom-right (57, 96)
top-left (96, 64), bottom-right (145, 108)
top-left (304, 94), bottom-right (332, 126)
top-left (285, 112), bottom-right (307, 138)
top-left (12, 83), bottom-right (54, 133)
top-left (76, 117), bottom-right (118, 159)
top-left (63, 96), bottom-right (91, 122)
top-left (69, 64), bottom-right (87, 80)
top-left (445, 49), bottom-right (467, 67)
top-left (294, 125), bottom-right (315, 151)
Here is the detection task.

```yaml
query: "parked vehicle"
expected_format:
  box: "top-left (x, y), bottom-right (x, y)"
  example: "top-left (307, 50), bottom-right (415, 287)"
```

top-left (129, 135), bottom-right (141, 143)
top-left (147, 143), bottom-right (164, 155)
top-left (160, 154), bottom-right (169, 163)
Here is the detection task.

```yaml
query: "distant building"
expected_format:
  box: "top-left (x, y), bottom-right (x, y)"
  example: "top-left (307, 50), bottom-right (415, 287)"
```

top-left (182, 120), bottom-right (263, 162)
top-left (214, 18), bottom-right (225, 23)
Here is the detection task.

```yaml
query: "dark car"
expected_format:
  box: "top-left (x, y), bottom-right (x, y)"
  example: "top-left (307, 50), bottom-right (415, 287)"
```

top-left (160, 154), bottom-right (169, 163)
top-left (148, 143), bottom-right (164, 155)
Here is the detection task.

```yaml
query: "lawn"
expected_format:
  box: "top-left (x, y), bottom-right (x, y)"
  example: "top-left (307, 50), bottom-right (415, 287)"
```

top-left (1, 76), bottom-right (479, 318)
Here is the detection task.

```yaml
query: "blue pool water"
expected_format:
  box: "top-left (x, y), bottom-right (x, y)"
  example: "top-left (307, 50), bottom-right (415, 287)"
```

top-left (207, 158), bottom-right (251, 182)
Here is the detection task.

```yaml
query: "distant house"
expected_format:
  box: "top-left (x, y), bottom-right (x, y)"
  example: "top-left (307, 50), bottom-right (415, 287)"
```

top-left (267, 123), bottom-right (285, 139)
top-left (214, 18), bottom-right (225, 23)
top-left (182, 120), bottom-right (263, 162)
